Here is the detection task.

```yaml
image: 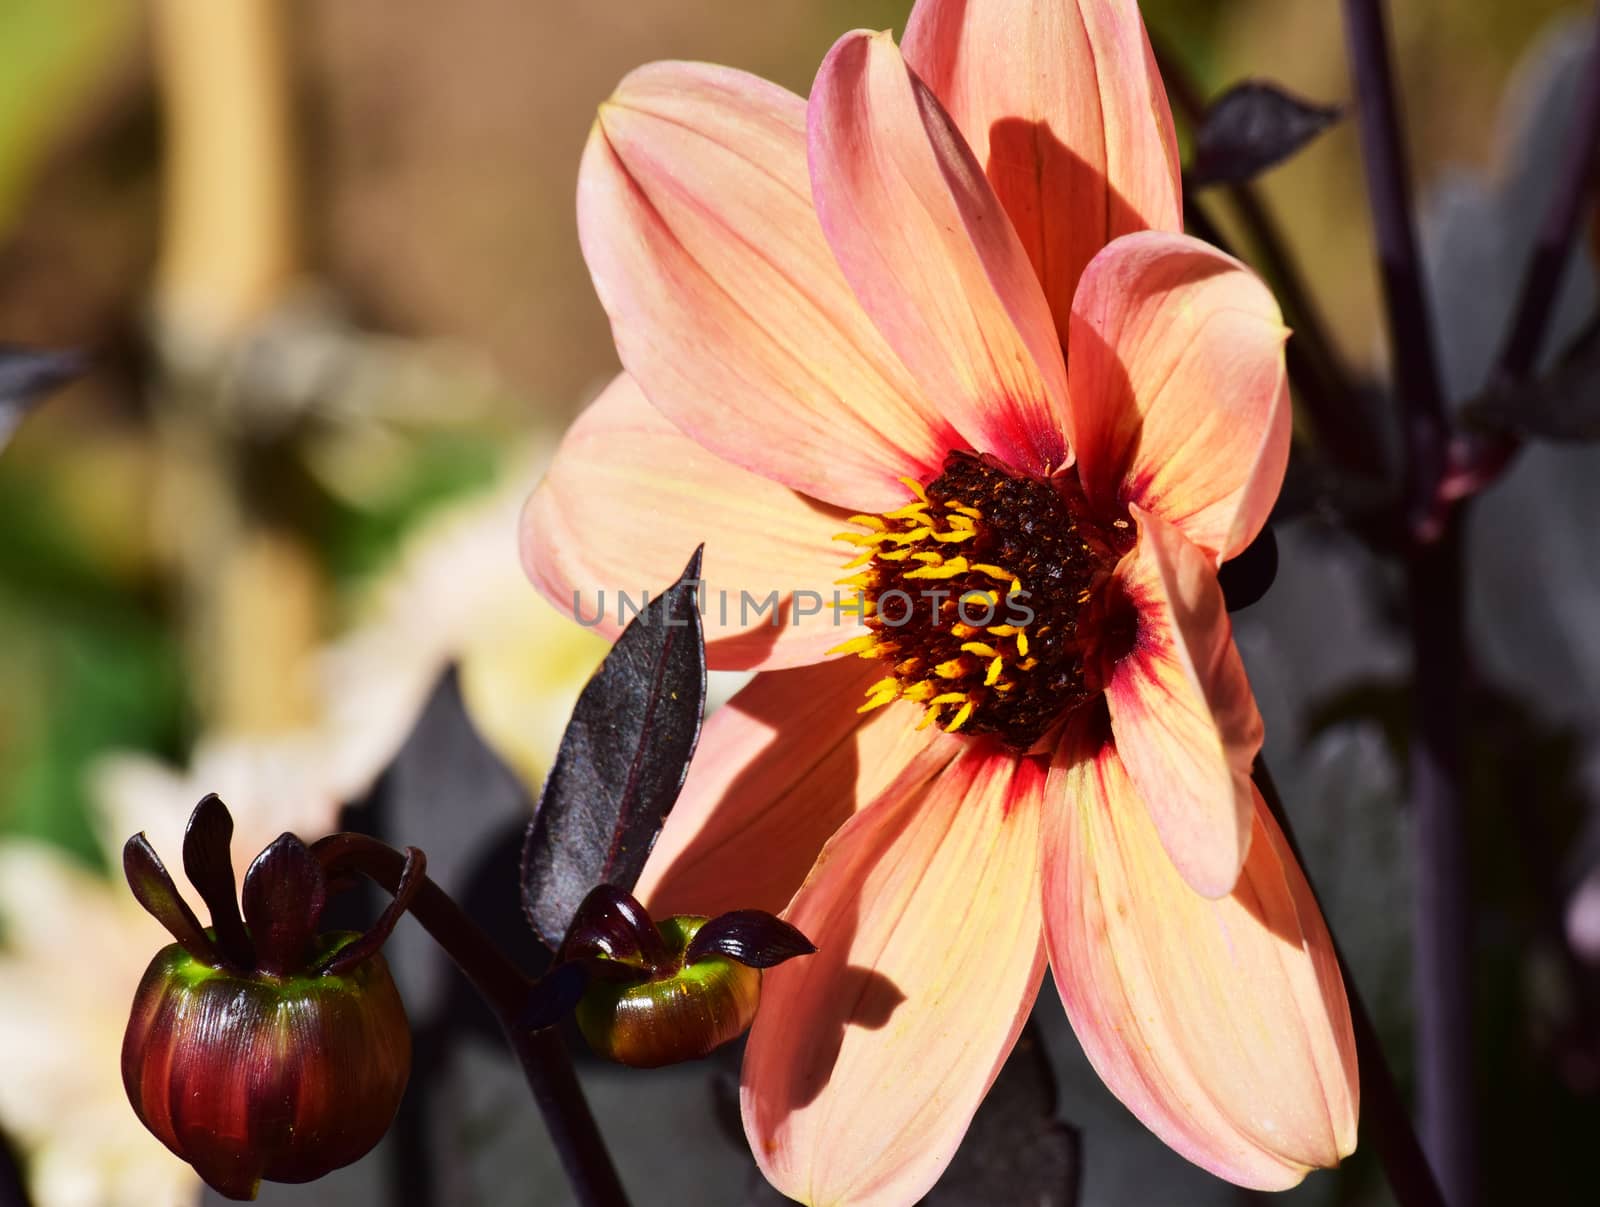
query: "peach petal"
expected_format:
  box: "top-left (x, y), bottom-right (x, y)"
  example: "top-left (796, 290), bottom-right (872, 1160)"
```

top-left (742, 746), bottom-right (1048, 1205)
top-left (636, 657), bottom-right (961, 919)
top-left (808, 30), bottom-right (1072, 476)
top-left (520, 373), bottom-right (862, 673)
top-left (904, 0), bottom-right (1182, 341)
top-left (578, 60), bottom-right (958, 512)
top-left (1068, 231), bottom-right (1291, 561)
top-left (1043, 733), bottom-right (1358, 1189)
top-left (1106, 506), bottom-right (1261, 897)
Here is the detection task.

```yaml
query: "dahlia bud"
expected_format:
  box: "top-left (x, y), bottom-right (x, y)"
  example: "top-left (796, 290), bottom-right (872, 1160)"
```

top-left (120, 795), bottom-right (421, 1200)
top-left (560, 886), bottom-right (815, 1069)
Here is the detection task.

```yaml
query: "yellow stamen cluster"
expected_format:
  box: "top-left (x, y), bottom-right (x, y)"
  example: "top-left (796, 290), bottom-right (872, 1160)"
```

top-left (829, 477), bottom-right (1036, 735)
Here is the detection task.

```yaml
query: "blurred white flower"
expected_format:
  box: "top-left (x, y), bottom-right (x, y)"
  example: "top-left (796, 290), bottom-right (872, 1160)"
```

top-left (0, 846), bottom-right (187, 1207)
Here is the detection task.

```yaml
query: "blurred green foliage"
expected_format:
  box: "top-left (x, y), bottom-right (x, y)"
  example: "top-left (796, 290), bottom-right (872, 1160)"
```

top-left (320, 431), bottom-right (505, 592)
top-left (0, 439), bottom-right (182, 867)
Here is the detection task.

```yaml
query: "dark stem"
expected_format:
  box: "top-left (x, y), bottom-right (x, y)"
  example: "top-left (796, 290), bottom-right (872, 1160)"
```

top-left (1450, 11), bottom-right (1600, 495)
top-left (1253, 761), bottom-right (1449, 1207)
top-left (515, 1028), bottom-right (633, 1200)
top-left (313, 833), bottom-right (630, 1207)
top-left (1342, 0), bottom-right (1451, 536)
top-left (1402, 523), bottom-right (1473, 1207)
top-left (1341, 4), bottom-right (1473, 1203)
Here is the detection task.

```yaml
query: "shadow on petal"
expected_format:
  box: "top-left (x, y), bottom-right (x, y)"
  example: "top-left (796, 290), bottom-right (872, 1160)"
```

top-left (638, 659), bottom-right (959, 919)
top-left (985, 116), bottom-right (1160, 344)
top-left (741, 747), bottom-right (1047, 1205)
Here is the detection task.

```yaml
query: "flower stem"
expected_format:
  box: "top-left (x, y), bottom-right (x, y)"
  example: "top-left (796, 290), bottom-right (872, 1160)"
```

top-left (1341, 4), bottom-right (1475, 1203)
top-left (1341, 0), bottom-right (1451, 534)
top-left (1402, 520), bottom-right (1472, 1207)
top-left (1253, 761), bottom-right (1448, 1207)
top-left (313, 833), bottom-right (630, 1207)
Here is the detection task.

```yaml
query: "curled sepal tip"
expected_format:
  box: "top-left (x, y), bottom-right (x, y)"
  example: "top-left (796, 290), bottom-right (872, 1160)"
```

top-left (683, 909), bottom-right (817, 969)
top-left (122, 834), bottom-right (220, 966)
top-left (182, 793), bottom-right (254, 968)
top-left (317, 846), bottom-right (426, 977)
top-left (559, 883), bottom-right (670, 971)
top-left (241, 833), bottom-right (328, 976)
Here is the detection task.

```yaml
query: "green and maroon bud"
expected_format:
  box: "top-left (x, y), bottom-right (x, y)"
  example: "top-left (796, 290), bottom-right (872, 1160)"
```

top-left (560, 886), bottom-right (815, 1069)
top-left (120, 795), bottom-right (421, 1200)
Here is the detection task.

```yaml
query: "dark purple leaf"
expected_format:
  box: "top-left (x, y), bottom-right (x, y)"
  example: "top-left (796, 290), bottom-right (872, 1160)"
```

top-left (0, 345), bottom-right (81, 452)
top-left (319, 846), bottom-right (427, 977)
top-left (241, 833), bottom-right (327, 974)
top-left (1218, 525), bottom-right (1279, 611)
top-left (521, 547), bottom-right (707, 949)
top-left (558, 883), bottom-right (666, 969)
top-left (181, 794), bottom-right (254, 968)
top-left (1466, 312), bottom-right (1600, 441)
top-left (926, 1020), bottom-right (1080, 1205)
top-left (355, 667), bottom-right (545, 1030)
top-left (684, 910), bottom-right (816, 970)
top-left (122, 834), bottom-right (221, 965)
top-left (1190, 81), bottom-right (1342, 187)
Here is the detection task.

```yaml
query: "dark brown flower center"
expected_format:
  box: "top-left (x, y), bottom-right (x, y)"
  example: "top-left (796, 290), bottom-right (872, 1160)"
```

top-left (832, 451), bottom-right (1127, 751)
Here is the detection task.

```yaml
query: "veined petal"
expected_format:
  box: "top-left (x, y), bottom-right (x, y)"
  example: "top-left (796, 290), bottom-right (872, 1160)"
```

top-left (808, 30), bottom-right (1072, 476)
top-left (1043, 733), bottom-right (1358, 1189)
top-left (1068, 231), bottom-right (1291, 562)
top-left (521, 374), bottom-right (859, 673)
top-left (1106, 506), bottom-right (1261, 897)
top-left (636, 658), bottom-right (961, 918)
top-left (578, 61), bottom-right (956, 513)
top-left (742, 746), bottom-right (1047, 1206)
top-left (904, 0), bottom-right (1182, 340)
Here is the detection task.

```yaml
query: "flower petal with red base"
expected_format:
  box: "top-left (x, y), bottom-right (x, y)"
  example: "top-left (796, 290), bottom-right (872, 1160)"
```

top-left (741, 745), bottom-right (1047, 1206)
top-left (1067, 231), bottom-right (1291, 562)
top-left (578, 61), bottom-right (956, 512)
top-left (635, 657), bottom-right (961, 920)
top-left (1043, 730), bottom-right (1358, 1190)
top-left (521, 374), bottom-right (858, 673)
top-left (904, 0), bottom-right (1182, 341)
top-left (1106, 506), bottom-right (1261, 898)
top-left (808, 30), bottom-right (1073, 475)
